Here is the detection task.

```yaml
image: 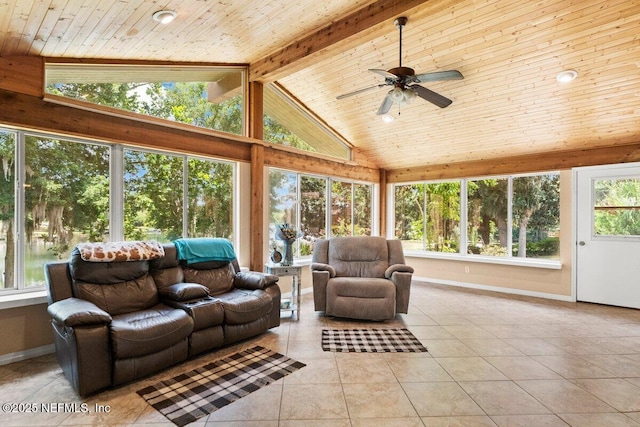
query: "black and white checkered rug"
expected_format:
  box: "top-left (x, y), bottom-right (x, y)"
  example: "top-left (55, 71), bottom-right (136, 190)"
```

top-left (322, 328), bottom-right (428, 353)
top-left (137, 346), bottom-right (305, 427)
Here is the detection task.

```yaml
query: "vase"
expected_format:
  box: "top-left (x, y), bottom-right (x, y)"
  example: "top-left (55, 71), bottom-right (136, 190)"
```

top-left (281, 239), bottom-right (295, 266)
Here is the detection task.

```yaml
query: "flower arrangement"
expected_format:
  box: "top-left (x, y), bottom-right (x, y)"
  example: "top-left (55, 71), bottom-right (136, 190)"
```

top-left (275, 223), bottom-right (300, 241)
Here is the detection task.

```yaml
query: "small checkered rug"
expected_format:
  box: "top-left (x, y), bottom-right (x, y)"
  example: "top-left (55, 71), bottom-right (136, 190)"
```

top-left (322, 328), bottom-right (428, 353)
top-left (137, 346), bottom-right (305, 427)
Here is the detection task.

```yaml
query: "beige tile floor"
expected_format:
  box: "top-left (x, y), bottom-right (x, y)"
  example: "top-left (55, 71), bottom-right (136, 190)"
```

top-left (3, 282), bottom-right (640, 426)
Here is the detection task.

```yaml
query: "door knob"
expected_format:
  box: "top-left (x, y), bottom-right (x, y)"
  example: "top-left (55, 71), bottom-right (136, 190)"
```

top-left (578, 241), bottom-right (586, 246)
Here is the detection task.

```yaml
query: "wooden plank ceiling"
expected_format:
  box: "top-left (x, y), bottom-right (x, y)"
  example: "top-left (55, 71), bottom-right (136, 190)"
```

top-left (1, 0), bottom-right (639, 173)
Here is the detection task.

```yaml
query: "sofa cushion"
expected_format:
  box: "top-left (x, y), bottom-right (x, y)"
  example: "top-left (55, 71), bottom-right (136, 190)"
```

top-left (216, 289), bottom-right (273, 325)
top-left (328, 236), bottom-right (389, 278)
top-left (183, 264), bottom-right (235, 296)
top-left (327, 277), bottom-right (395, 299)
top-left (110, 304), bottom-right (193, 359)
top-left (74, 273), bottom-right (160, 316)
top-left (151, 266), bottom-right (185, 291)
top-left (70, 247), bottom-right (150, 285)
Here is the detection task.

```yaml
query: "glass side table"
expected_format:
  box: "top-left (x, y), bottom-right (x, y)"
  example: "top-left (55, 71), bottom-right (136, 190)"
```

top-left (265, 263), bottom-right (302, 320)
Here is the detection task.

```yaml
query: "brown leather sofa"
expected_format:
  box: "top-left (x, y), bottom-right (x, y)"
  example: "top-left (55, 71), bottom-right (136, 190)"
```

top-left (45, 241), bottom-right (280, 396)
top-left (311, 236), bottom-right (414, 321)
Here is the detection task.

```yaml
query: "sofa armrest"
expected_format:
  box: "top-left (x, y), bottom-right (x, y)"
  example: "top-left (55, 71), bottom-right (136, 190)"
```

top-left (47, 298), bottom-right (112, 327)
top-left (312, 270), bottom-right (330, 311)
top-left (159, 283), bottom-right (210, 301)
top-left (311, 262), bottom-right (336, 278)
top-left (234, 271), bottom-right (279, 290)
top-left (385, 264), bottom-right (414, 279)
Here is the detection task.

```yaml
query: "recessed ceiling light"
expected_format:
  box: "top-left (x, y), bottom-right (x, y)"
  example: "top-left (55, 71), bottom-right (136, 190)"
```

top-left (556, 70), bottom-right (578, 83)
top-left (152, 10), bottom-right (177, 24)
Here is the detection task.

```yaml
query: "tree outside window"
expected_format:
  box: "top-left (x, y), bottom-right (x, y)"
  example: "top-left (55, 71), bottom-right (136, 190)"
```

top-left (23, 135), bottom-right (110, 287)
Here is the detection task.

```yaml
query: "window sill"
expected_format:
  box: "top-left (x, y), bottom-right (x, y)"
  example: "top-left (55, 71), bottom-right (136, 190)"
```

top-left (404, 251), bottom-right (562, 270)
top-left (0, 290), bottom-right (48, 310)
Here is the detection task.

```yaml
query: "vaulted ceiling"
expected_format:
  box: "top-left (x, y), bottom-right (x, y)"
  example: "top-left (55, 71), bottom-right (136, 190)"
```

top-left (1, 0), bottom-right (639, 172)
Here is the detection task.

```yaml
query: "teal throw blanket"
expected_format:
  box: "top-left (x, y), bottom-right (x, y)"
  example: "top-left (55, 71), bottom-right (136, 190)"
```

top-left (173, 238), bottom-right (236, 264)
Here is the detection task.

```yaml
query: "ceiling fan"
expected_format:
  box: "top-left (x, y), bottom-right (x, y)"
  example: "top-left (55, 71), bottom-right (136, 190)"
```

top-left (336, 17), bottom-right (464, 115)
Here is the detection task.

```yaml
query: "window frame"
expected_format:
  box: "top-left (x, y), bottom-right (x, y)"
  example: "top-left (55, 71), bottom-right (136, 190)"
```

top-left (390, 172), bottom-right (561, 269)
top-left (267, 168), bottom-right (376, 261)
top-left (0, 127), bottom-right (238, 299)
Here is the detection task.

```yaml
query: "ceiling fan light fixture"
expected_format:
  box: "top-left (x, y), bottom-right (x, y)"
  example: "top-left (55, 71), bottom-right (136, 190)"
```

top-left (556, 69), bottom-right (578, 83)
top-left (381, 113), bottom-right (395, 123)
top-left (152, 10), bottom-right (177, 24)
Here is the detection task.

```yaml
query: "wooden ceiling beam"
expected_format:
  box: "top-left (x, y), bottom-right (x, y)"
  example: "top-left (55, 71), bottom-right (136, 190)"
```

top-left (249, 0), bottom-right (463, 83)
top-left (386, 143), bottom-right (640, 182)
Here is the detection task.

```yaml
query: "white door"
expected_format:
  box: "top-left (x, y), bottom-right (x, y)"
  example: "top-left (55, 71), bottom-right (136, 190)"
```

top-left (576, 164), bottom-right (640, 309)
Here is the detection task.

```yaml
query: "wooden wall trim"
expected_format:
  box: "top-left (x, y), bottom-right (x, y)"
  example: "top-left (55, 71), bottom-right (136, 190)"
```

top-left (264, 145), bottom-right (379, 182)
top-left (248, 82), bottom-right (264, 140)
top-left (379, 168), bottom-right (387, 237)
top-left (250, 145), bottom-right (265, 271)
top-left (387, 144), bottom-right (640, 182)
top-left (0, 88), bottom-right (253, 161)
top-left (0, 56), bottom-right (43, 97)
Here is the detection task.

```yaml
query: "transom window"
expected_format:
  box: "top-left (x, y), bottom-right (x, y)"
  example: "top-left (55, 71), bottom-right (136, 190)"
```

top-left (45, 63), bottom-right (245, 136)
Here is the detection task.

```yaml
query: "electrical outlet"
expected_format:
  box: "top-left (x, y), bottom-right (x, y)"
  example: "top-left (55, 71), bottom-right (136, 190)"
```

top-left (464, 266), bottom-right (470, 273)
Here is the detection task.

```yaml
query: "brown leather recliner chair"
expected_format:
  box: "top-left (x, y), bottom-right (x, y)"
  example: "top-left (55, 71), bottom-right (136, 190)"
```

top-left (311, 236), bottom-right (414, 321)
top-left (45, 240), bottom-right (280, 396)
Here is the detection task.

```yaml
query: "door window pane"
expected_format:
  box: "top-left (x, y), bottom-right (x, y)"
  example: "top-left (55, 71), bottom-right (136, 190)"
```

top-left (593, 178), bottom-right (640, 236)
top-left (124, 150), bottom-right (183, 241)
top-left (0, 132), bottom-right (15, 289)
top-left (468, 178), bottom-right (508, 256)
top-left (513, 174), bottom-right (560, 258)
top-left (24, 135), bottom-right (110, 287)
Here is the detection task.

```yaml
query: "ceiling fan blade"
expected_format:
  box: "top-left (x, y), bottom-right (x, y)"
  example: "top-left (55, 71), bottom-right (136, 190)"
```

top-left (414, 70), bottom-right (464, 83)
top-left (369, 69), bottom-right (399, 80)
top-left (376, 93), bottom-right (394, 115)
top-left (410, 85), bottom-right (453, 108)
top-left (336, 84), bottom-right (385, 100)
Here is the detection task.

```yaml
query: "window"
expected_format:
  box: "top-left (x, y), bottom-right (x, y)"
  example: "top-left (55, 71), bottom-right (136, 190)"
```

top-left (300, 176), bottom-right (327, 255)
top-left (1, 128), bottom-right (235, 295)
top-left (395, 182), bottom-right (461, 253)
top-left (45, 63), bottom-right (245, 136)
top-left (124, 149), bottom-right (235, 242)
top-left (263, 83), bottom-right (351, 159)
top-left (187, 158), bottom-right (234, 238)
top-left (24, 135), bottom-right (110, 288)
top-left (0, 131), bottom-right (16, 290)
top-left (124, 150), bottom-right (184, 241)
top-left (268, 168), bottom-right (374, 259)
top-left (394, 173), bottom-right (560, 261)
top-left (593, 178), bottom-right (640, 237)
top-left (331, 180), bottom-right (352, 237)
top-left (467, 178), bottom-right (508, 256)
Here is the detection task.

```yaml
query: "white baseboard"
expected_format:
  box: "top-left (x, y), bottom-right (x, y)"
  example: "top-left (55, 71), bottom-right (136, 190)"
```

top-left (412, 276), bottom-right (575, 302)
top-left (0, 344), bottom-right (55, 366)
